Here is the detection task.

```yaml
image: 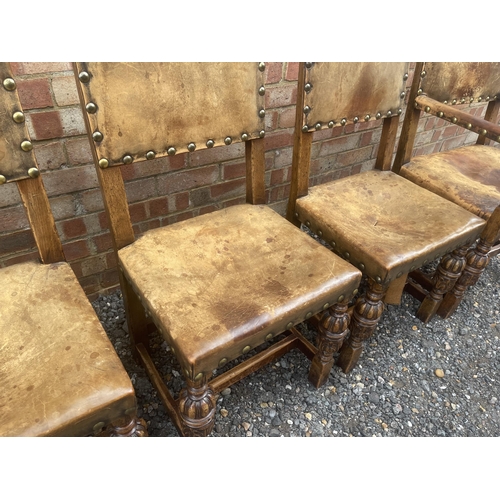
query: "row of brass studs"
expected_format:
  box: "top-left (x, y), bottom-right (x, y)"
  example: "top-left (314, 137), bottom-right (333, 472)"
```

top-left (417, 87), bottom-right (498, 105)
top-left (1, 78), bottom-right (39, 184)
top-left (418, 102), bottom-right (499, 140)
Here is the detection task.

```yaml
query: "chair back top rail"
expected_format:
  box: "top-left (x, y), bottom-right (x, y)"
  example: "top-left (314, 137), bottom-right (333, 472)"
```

top-left (301, 62), bottom-right (409, 133)
top-left (74, 62), bottom-right (266, 169)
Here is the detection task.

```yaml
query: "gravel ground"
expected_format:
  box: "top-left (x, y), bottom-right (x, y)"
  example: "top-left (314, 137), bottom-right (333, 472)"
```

top-left (92, 250), bottom-right (500, 437)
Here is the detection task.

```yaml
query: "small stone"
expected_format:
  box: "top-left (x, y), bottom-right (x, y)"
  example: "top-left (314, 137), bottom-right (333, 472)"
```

top-left (435, 368), bottom-right (445, 378)
top-left (242, 422), bottom-right (251, 431)
top-left (490, 397), bottom-right (498, 405)
top-left (260, 402), bottom-right (269, 408)
top-left (381, 422), bottom-right (388, 430)
top-left (246, 431), bottom-right (252, 437)
top-left (221, 388), bottom-right (231, 396)
top-left (220, 408), bottom-right (228, 417)
top-left (412, 325), bottom-right (418, 331)
top-left (305, 412), bottom-right (312, 421)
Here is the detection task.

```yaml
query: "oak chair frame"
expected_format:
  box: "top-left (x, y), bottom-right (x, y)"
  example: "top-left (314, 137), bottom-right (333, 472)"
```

top-left (393, 62), bottom-right (500, 319)
top-left (74, 62), bottom-right (361, 436)
top-left (0, 62), bottom-right (146, 437)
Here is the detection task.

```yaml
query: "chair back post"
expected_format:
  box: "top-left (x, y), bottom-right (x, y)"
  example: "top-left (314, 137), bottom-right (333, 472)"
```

top-left (1, 62), bottom-right (65, 264)
top-left (245, 138), bottom-right (266, 205)
top-left (477, 99), bottom-right (500, 146)
top-left (392, 62), bottom-right (425, 174)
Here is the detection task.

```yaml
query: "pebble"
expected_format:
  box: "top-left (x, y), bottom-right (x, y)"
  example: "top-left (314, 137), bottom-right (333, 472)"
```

top-left (435, 369), bottom-right (445, 378)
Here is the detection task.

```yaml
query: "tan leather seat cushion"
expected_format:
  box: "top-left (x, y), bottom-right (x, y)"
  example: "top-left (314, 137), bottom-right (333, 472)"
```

top-left (401, 144), bottom-right (500, 220)
top-left (295, 170), bottom-right (486, 283)
top-left (118, 204), bottom-right (361, 376)
top-left (0, 261), bottom-right (136, 437)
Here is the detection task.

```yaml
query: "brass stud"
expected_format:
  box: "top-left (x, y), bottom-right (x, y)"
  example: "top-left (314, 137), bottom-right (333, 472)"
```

top-left (398, 108), bottom-right (402, 115)
top-left (352, 288), bottom-right (358, 296)
top-left (375, 276), bottom-right (382, 283)
top-left (400, 92), bottom-right (406, 99)
top-left (478, 97), bottom-right (482, 102)
top-left (206, 139), bottom-right (215, 148)
top-left (93, 421), bottom-right (105, 432)
top-left (344, 251), bottom-right (350, 259)
top-left (194, 372), bottom-right (203, 381)
top-left (328, 121), bottom-right (334, 128)
top-left (420, 71), bottom-right (426, 78)
top-left (376, 112), bottom-right (381, 119)
top-left (470, 97), bottom-right (474, 103)
top-left (461, 98), bottom-right (465, 104)
top-left (265, 333), bottom-right (273, 341)
top-left (21, 140), bottom-right (33, 152)
top-left (353, 116), bottom-right (359, 123)
top-left (98, 158), bottom-right (109, 168)
top-left (92, 131), bottom-right (103, 142)
top-left (304, 83), bottom-right (312, 92)
top-left (403, 73), bottom-right (409, 80)
top-left (322, 303), bottom-right (330, 310)
top-left (438, 111), bottom-right (444, 118)
top-left (425, 106), bottom-right (431, 113)
top-left (480, 129), bottom-right (487, 136)
top-left (242, 345), bottom-right (251, 354)
top-left (359, 263), bottom-right (365, 271)
top-left (417, 88), bottom-right (423, 95)
top-left (452, 117), bottom-right (458, 124)
top-left (86, 102), bottom-right (97, 114)
top-left (302, 125), bottom-right (309, 133)
top-left (317, 229), bottom-right (323, 237)
top-left (305, 62), bottom-right (313, 69)
top-left (304, 106), bottom-right (311, 114)
top-left (12, 111), bottom-right (25, 123)
top-left (219, 358), bottom-right (228, 367)
top-left (315, 123), bottom-right (321, 130)
top-left (3, 78), bottom-right (16, 90)
top-left (295, 212), bottom-right (299, 218)
top-left (258, 62), bottom-right (265, 72)
top-left (305, 221), bottom-right (311, 227)
top-left (486, 96), bottom-right (490, 101)
top-left (396, 271), bottom-right (403, 278)
top-left (184, 368), bottom-right (190, 378)
top-left (167, 147), bottom-right (176, 156)
top-left (286, 322), bottom-right (293, 330)
top-left (259, 86), bottom-right (265, 96)
top-left (364, 115), bottom-right (370, 121)
top-left (28, 168), bottom-right (40, 178)
top-left (340, 118), bottom-right (347, 126)
top-left (241, 133), bottom-right (249, 141)
top-left (337, 294), bottom-right (345, 303)
top-left (387, 111), bottom-right (392, 117)
top-left (146, 150), bottom-right (155, 160)
top-left (224, 137), bottom-right (232, 145)
top-left (444, 101), bottom-right (448, 104)
top-left (0, 175), bottom-right (6, 185)
top-left (123, 155), bottom-right (133, 165)
top-left (305, 312), bottom-right (313, 319)
top-left (78, 71), bottom-right (90, 83)
top-left (467, 123), bottom-right (472, 129)
top-left (171, 346), bottom-right (175, 355)
top-left (259, 109), bottom-right (265, 118)
top-left (330, 240), bottom-right (336, 247)
top-left (259, 130), bottom-right (265, 138)
top-left (187, 142), bottom-right (196, 152)
top-left (452, 99), bottom-right (457, 105)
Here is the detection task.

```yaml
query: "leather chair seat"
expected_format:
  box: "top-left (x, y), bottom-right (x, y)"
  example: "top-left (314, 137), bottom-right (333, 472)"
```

top-left (118, 204), bottom-right (361, 376)
top-left (0, 261), bottom-right (137, 436)
top-left (400, 144), bottom-right (500, 220)
top-left (295, 170), bottom-right (486, 283)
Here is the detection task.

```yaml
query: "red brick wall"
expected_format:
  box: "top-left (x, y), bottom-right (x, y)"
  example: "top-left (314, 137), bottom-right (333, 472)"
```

top-left (1, 62), bottom-right (497, 300)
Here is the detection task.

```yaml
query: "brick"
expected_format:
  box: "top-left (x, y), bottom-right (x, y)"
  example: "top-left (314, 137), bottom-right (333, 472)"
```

top-left (2, 251), bottom-right (40, 267)
top-left (101, 269), bottom-right (119, 289)
top-left (274, 147), bottom-right (293, 168)
top-left (26, 111), bottom-right (64, 140)
top-left (51, 76), bottom-right (79, 106)
top-left (125, 177), bottom-right (157, 203)
top-left (129, 201), bottom-right (147, 223)
top-left (47, 194), bottom-right (75, 220)
top-left (174, 192), bottom-right (190, 211)
top-left (189, 143), bottom-right (244, 167)
top-left (264, 130), bottom-right (294, 150)
top-left (149, 197), bottom-right (169, 217)
top-left (265, 85), bottom-right (297, 109)
top-left (33, 141), bottom-right (67, 171)
top-left (158, 165), bottom-right (219, 195)
top-left (222, 197), bottom-right (246, 208)
top-left (63, 240), bottom-right (90, 261)
top-left (80, 255), bottom-right (107, 277)
top-left (210, 178), bottom-right (246, 199)
top-left (199, 205), bottom-right (218, 215)
top-left (79, 275), bottom-right (100, 295)
top-left (265, 63), bottom-right (283, 84)
top-left (17, 79), bottom-right (53, 109)
top-left (59, 108), bottom-right (86, 136)
top-left (265, 110), bottom-right (279, 131)
top-left (270, 167), bottom-right (290, 186)
top-left (441, 135), bottom-right (467, 152)
top-left (278, 107), bottom-right (296, 129)
top-left (336, 145), bottom-right (374, 168)
top-left (318, 134), bottom-right (360, 157)
top-left (0, 230), bottom-right (36, 257)
top-left (0, 182), bottom-right (21, 209)
top-left (42, 165), bottom-right (98, 196)
top-left (81, 188), bottom-right (104, 213)
top-left (189, 187), bottom-right (212, 208)
top-left (0, 206), bottom-right (29, 232)
top-left (66, 138), bottom-right (93, 165)
top-left (285, 63), bottom-right (299, 81)
top-left (60, 218), bottom-right (87, 239)
top-left (10, 63), bottom-right (73, 75)
top-left (93, 232), bottom-right (113, 253)
top-left (223, 161), bottom-right (246, 180)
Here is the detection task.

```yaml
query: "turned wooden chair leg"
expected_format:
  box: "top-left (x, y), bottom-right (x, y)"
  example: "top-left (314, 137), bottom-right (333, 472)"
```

top-left (336, 279), bottom-right (387, 374)
top-left (416, 245), bottom-right (468, 323)
top-left (99, 412), bottom-right (148, 437)
top-left (178, 375), bottom-right (216, 437)
top-left (438, 238), bottom-right (491, 319)
top-left (309, 300), bottom-right (350, 388)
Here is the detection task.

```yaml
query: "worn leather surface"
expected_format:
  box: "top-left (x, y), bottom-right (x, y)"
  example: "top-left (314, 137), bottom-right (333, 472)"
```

top-left (0, 261), bottom-right (136, 436)
top-left (76, 62), bottom-right (265, 166)
top-left (421, 63), bottom-right (500, 103)
top-left (304, 62), bottom-right (408, 130)
top-left (118, 204), bottom-right (361, 375)
top-left (0, 62), bottom-right (38, 182)
top-left (401, 145), bottom-right (500, 220)
top-left (295, 170), bottom-right (486, 283)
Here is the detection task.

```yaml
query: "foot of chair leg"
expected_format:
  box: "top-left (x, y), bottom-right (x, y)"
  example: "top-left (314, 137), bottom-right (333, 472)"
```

top-left (100, 413), bottom-right (148, 437)
top-left (336, 279), bottom-right (386, 374)
top-left (438, 239), bottom-right (491, 319)
top-left (309, 301), bottom-right (349, 388)
top-left (416, 246), bottom-right (468, 323)
top-left (178, 376), bottom-right (216, 437)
